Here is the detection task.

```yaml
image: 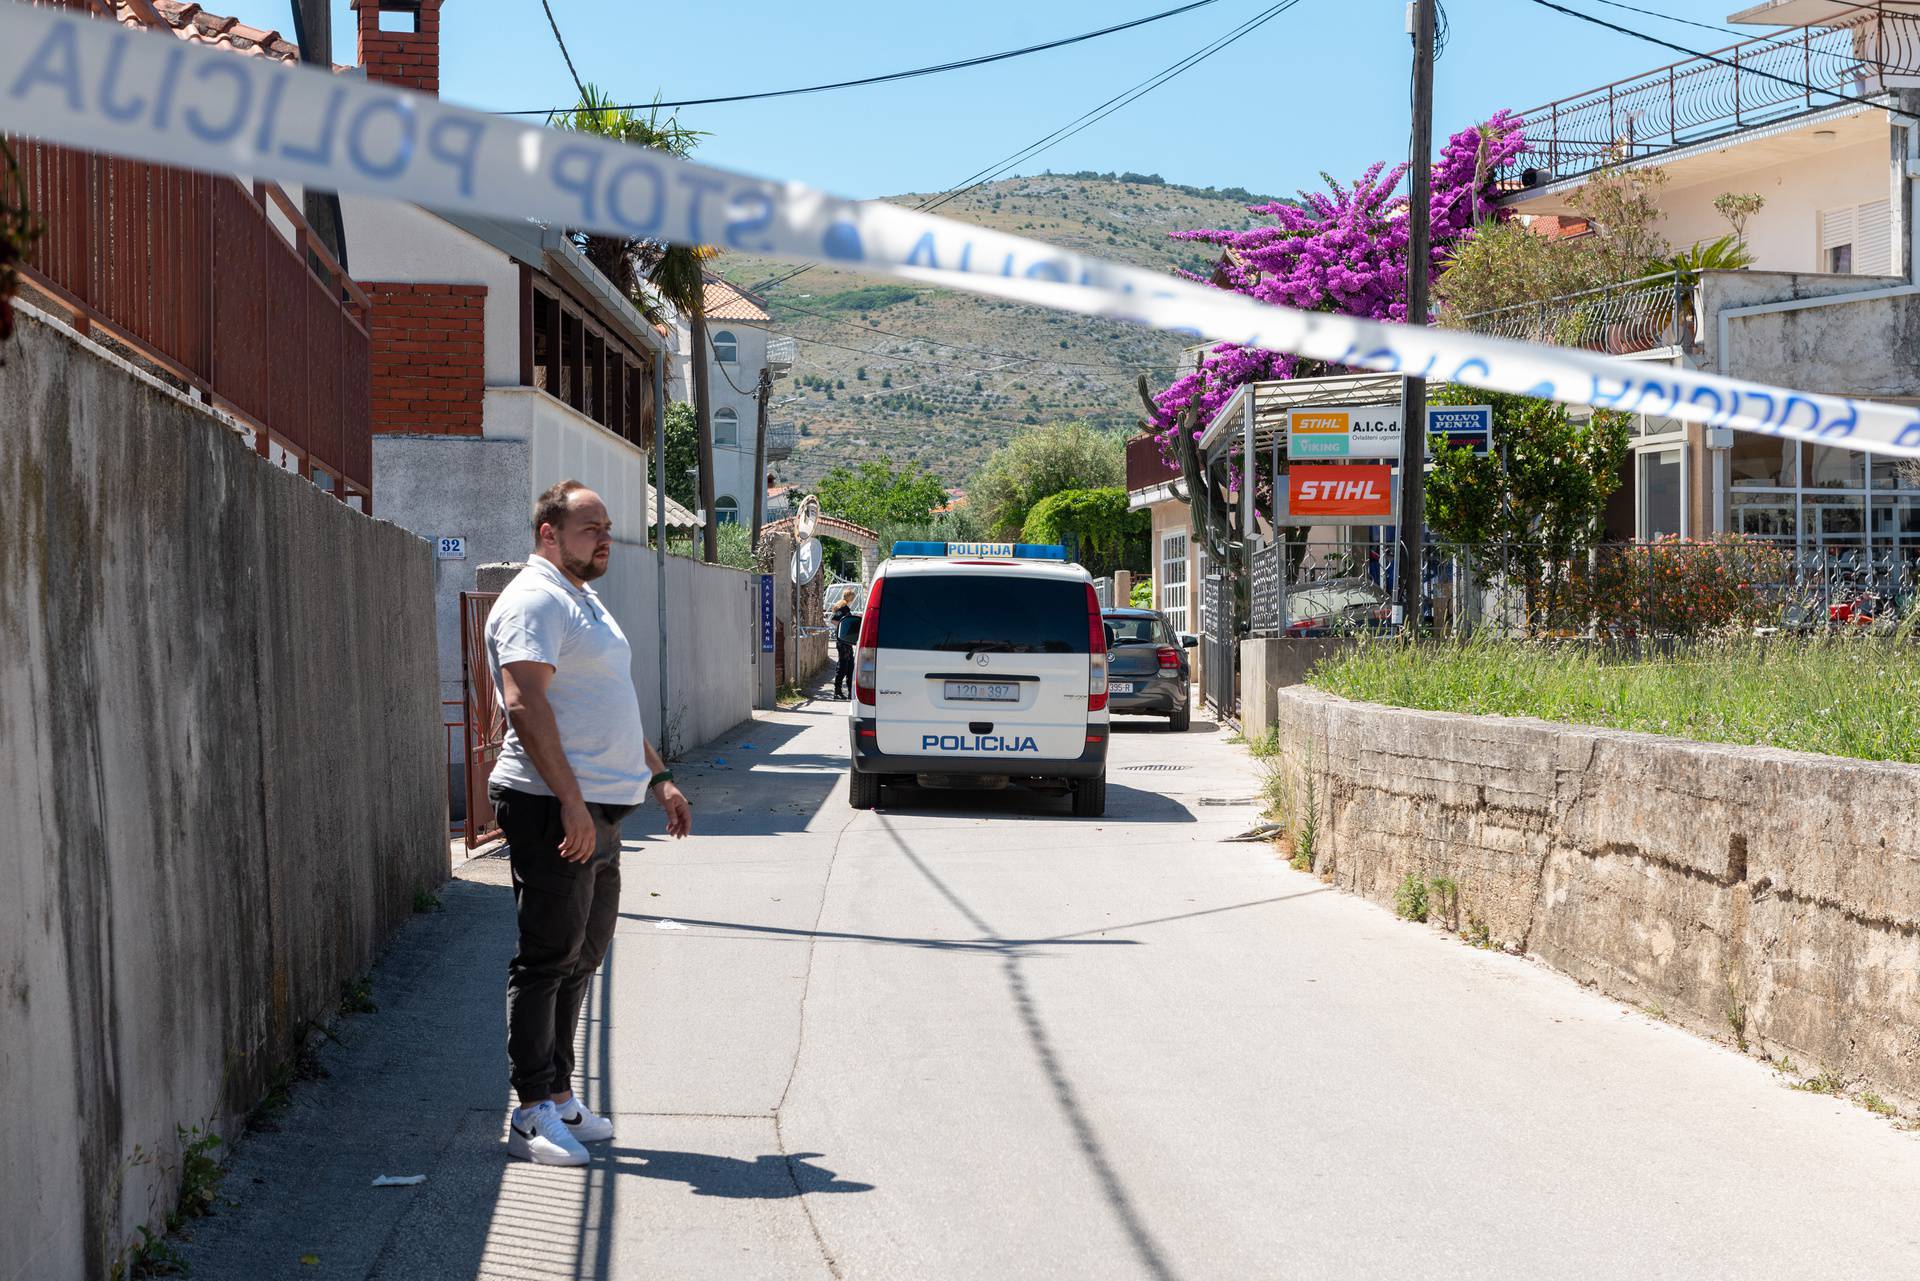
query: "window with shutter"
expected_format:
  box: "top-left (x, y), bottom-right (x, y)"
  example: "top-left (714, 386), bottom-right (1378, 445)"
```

top-left (1818, 201), bottom-right (1892, 275)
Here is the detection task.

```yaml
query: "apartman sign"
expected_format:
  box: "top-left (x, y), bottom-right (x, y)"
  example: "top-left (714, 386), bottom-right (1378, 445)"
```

top-left (6, 2), bottom-right (1920, 457)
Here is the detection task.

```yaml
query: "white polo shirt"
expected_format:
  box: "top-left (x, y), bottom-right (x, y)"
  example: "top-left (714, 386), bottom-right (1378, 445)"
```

top-left (485, 556), bottom-right (651, 806)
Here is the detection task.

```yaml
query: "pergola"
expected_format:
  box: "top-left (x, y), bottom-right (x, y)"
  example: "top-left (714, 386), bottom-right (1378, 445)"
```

top-left (1194, 372), bottom-right (1410, 592)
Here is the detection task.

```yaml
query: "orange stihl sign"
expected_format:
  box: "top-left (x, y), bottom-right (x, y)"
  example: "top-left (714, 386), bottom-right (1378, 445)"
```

top-left (1287, 465), bottom-right (1394, 518)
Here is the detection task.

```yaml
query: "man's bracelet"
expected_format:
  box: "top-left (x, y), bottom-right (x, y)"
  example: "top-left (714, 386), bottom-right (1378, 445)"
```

top-left (649, 770), bottom-right (674, 792)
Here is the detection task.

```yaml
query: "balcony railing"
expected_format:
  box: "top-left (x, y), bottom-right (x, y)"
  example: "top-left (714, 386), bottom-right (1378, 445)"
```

top-left (1451, 272), bottom-right (1690, 357)
top-left (766, 421), bottom-right (797, 459)
top-left (766, 334), bottom-right (796, 370)
top-left (1126, 433), bottom-right (1182, 494)
top-left (1501, 9), bottom-right (1920, 191)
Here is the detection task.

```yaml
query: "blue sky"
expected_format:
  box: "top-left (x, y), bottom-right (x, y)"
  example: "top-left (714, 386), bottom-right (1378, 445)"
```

top-left (328, 0), bottom-right (1762, 201)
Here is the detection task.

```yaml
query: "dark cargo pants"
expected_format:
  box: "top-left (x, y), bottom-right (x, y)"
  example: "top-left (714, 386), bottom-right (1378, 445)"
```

top-left (490, 785), bottom-right (635, 1105)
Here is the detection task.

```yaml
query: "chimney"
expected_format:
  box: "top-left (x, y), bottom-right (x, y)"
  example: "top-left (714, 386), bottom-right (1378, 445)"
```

top-left (352, 0), bottom-right (441, 96)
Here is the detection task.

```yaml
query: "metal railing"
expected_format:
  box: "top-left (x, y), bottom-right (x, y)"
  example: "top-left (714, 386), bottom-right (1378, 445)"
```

top-left (766, 334), bottom-right (796, 368)
top-left (1502, 9), bottom-right (1920, 191)
top-left (1250, 537), bottom-right (1920, 639)
top-left (766, 421), bottom-right (797, 458)
top-left (1453, 272), bottom-right (1689, 356)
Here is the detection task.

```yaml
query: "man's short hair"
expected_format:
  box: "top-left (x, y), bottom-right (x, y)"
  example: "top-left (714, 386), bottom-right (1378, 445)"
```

top-left (533, 480), bottom-right (587, 537)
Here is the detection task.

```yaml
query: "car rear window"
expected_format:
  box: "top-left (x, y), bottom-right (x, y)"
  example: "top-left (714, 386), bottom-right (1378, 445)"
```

top-left (879, 573), bottom-right (1089, 654)
top-left (1105, 616), bottom-right (1159, 644)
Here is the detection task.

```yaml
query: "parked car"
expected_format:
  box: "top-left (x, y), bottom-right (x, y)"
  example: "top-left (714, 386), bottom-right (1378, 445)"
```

top-left (1101, 607), bottom-right (1196, 732)
top-left (1282, 578), bottom-right (1393, 637)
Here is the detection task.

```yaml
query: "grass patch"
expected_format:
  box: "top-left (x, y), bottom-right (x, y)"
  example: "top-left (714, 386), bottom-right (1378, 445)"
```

top-left (339, 975), bottom-right (376, 1016)
top-left (412, 884), bottom-right (441, 913)
top-left (1793, 1068), bottom-right (1847, 1096)
top-left (1859, 1091), bottom-right (1898, 1118)
top-left (1393, 874), bottom-right (1430, 923)
top-left (1308, 634), bottom-right (1920, 763)
top-left (1244, 728), bottom-right (1280, 759)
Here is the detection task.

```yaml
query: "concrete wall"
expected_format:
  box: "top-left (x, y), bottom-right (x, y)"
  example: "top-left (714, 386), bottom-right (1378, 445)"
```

top-left (1271, 686), bottom-right (1920, 1106)
top-left (1237, 638), bottom-right (1357, 738)
top-left (0, 309), bottom-right (446, 1281)
top-left (1703, 272), bottom-right (1920, 400)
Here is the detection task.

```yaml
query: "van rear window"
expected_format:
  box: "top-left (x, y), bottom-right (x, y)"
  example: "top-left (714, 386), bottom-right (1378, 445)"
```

top-left (878, 574), bottom-right (1088, 654)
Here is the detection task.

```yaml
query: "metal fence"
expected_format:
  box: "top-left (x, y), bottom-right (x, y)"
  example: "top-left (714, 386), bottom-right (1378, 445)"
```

top-left (1251, 537), bottom-right (1920, 640)
top-left (1454, 272), bottom-right (1688, 357)
top-left (1501, 9), bottom-right (1920, 190)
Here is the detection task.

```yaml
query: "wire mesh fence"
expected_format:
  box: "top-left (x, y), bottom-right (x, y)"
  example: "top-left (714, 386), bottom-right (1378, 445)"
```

top-left (1251, 536), bottom-right (1920, 639)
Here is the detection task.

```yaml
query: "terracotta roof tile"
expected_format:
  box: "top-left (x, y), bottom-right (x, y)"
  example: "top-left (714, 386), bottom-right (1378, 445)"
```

top-left (117, 0), bottom-right (303, 65)
top-left (702, 275), bottom-right (773, 324)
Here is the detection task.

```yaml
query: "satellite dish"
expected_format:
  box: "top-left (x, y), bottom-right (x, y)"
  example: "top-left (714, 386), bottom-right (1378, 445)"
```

top-left (795, 494), bottom-right (820, 543)
top-left (791, 537), bottom-right (823, 586)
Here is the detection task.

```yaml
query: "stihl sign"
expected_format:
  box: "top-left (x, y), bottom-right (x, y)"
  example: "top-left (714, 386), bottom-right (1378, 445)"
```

top-left (1287, 465), bottom-right (1395, 518)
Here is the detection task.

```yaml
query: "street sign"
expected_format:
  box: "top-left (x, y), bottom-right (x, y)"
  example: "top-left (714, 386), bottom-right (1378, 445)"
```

top-left (1287, 465), bottom-right (1396, 520)
top-left (759, 575), bottom-right (775, 652)
top-left (436, 536), bottom-right (466, 560)
top-left (791, 537), bottom-right (823, 585)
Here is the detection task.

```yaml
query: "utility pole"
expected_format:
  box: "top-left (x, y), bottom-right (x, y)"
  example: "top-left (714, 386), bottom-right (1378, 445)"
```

top-left (749, 366), bottom-right (772, 550)
top-left (1396, 0), bottom-right (1436, 632)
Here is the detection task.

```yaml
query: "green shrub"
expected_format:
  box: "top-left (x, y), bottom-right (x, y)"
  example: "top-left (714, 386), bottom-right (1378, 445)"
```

top-left (1394, 874), bottom-right (1430, 923)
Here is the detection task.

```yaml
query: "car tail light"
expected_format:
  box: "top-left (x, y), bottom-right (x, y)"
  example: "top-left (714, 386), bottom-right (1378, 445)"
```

top-left (1155, 646), bottom-right (1181, 672)
top-left (855, 577), bottom-right (884, 706)
top-left (1085, 583), bottom-right (1108, 712)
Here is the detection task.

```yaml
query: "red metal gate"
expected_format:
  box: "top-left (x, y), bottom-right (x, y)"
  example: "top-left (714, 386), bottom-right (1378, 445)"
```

top-left (459, 591), bottom-right (505, 847)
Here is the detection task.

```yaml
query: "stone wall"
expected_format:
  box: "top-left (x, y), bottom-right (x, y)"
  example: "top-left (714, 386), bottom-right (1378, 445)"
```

top-left (1272, 686), bottom-right (1920, 1105)
top-left (0, 309), bottom-right (446, 1281)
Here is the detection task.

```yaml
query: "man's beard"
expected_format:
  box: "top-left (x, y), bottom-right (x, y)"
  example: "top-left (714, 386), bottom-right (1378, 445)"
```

top-left (563, 548), bottom-right (607, 582)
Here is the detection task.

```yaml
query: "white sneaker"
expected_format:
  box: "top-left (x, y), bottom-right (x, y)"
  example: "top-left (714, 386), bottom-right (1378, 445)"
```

top-left (507, 1101), bottom-right (589, 1166)
top-left (559, 1099), bottom-right (615, 1143)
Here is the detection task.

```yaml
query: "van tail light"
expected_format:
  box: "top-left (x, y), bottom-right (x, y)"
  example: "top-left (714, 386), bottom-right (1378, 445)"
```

top-left (1085, 583), bottom-right (1109, 712)
top-left (1155, 646), bottom-right (1181, 673)
top-left (854, 577), bottom-right (885, 706)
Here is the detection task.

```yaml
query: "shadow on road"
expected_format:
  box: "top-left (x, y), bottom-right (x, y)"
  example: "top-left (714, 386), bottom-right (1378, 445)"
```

top-left (604, 1148), bottom-right (875, 1198)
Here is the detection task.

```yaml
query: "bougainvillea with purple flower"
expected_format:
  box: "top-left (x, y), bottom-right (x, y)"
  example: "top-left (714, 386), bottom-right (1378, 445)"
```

top-left (1149, 112), bottom-right (1525, 452)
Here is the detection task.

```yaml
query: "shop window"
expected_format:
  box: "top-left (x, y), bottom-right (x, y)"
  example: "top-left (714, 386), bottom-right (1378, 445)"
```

top-left (1731, 491), bottom-right (1796, 541)
top-left (1802, 443), bottom-right (1866, 490)
top-left (1730, 431), bottom-right (1797, 488)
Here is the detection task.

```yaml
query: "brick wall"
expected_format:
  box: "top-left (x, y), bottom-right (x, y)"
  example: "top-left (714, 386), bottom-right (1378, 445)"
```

top-left (353, 0), bottom-right (442, 96)
top-left (366, 282), bottom-right (485, 436)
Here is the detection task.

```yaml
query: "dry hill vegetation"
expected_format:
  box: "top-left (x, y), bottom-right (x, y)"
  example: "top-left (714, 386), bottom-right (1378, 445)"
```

top-left (715, 172), bottom-right (1273, 488)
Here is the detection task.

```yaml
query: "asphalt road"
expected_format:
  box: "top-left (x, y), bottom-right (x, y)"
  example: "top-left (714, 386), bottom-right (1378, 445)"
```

top-left (180, 695), bottom-right (1920, 1280)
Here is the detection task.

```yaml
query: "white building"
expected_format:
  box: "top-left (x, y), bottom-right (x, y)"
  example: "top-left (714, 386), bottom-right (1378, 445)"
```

top-left (1478, 0), bottom-right (1920, 553)
top-left (671, 277), bottom-right (796, 526)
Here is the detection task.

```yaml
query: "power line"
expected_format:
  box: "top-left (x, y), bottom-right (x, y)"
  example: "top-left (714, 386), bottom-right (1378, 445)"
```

top-left (752, 0), bottom-right (1304, 296)
top-left (502, 0), bottom-right (1221, 116)
top-left (1579, 0), bottom-right (1743, 39)
top-left (1525, 0), bottom-right (1920, 121)
top-left (537, 0), bottom-right (588, 106)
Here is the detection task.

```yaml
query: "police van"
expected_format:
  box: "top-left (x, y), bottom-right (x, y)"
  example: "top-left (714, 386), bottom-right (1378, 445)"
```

top-left (846, 542), bottom-right (1110, 816)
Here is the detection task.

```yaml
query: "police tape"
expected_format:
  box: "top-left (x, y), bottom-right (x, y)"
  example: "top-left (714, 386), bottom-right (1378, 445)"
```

top-left (5, 1), bottom-right (1919, 457)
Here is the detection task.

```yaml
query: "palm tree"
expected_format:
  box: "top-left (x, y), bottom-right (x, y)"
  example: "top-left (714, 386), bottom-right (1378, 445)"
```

top-left (556, 85), bottom-right (723, 563)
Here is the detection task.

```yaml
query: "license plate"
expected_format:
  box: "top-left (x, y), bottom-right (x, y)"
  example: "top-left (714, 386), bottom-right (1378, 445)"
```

top-left (944, 681), bottom-right (1019, 702)
top-left (1110, 682), bottom-right (1135, 694)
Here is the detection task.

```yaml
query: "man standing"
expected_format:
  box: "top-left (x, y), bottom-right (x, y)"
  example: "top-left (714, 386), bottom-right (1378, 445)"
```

top-left (486, 480), bottom-right (692, 1167)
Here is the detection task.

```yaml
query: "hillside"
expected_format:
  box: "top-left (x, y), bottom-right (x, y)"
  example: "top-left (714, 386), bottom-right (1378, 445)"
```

top-left (714, 172), bottom-right (1275, 491)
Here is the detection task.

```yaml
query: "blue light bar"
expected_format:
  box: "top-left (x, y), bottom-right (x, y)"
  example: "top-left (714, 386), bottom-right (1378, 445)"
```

top-left (890, 541), bottom-right (949, 557)
top-left (1012, 544), bottom-right (1068, 561)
